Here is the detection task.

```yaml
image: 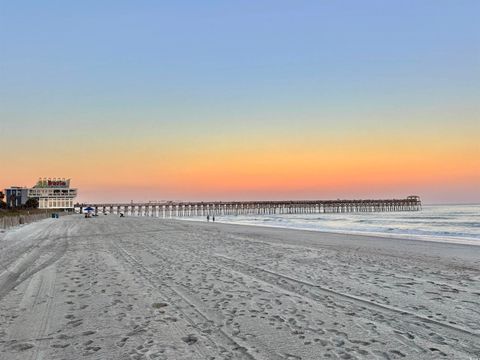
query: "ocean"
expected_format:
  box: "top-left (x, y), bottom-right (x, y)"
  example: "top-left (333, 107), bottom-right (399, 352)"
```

top-left (189, 205), bottom-right (480, 245)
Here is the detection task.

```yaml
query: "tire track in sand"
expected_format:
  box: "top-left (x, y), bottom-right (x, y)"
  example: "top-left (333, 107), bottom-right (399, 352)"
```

top-left (134, 231), bottom-right (479, 359)
top-left (110, 239), bottom-right (258, 360)
top-left (0, 237), bottom-right (68, 302)
top-left (213, 254), bottom-right (480, 345)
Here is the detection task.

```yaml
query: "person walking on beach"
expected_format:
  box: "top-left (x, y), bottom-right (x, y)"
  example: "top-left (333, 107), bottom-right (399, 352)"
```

top-left (212, 215), bottom-right (215, 222)
top-left (207, 215), bottom-right (210, 222)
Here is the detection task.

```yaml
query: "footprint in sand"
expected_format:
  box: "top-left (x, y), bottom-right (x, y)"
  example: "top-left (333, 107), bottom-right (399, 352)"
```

top-left (10, 342), bottom-right (34, 351)
top-left (116, 336), bottom-right (129, 347)
top-left (67, 319), bottom-right (83, 327)
top-left (182, 334), bottom-right (198, 345)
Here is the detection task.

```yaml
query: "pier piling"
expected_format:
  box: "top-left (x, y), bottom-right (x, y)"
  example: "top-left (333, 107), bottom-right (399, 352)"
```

top-left (81, 196), bottom-right (421, 218)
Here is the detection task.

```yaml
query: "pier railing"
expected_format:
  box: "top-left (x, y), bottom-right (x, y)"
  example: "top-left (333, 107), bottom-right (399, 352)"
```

top-left (80, 196), bottom-right (421, 217)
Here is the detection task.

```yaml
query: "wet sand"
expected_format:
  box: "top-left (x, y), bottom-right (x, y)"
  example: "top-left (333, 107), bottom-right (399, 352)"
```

top-left (0, 215), bottom-right (479, 359)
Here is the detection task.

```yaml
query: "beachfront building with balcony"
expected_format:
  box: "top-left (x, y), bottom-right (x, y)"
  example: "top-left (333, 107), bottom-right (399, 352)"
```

top-left (28, 178), bottom-right (77, 209)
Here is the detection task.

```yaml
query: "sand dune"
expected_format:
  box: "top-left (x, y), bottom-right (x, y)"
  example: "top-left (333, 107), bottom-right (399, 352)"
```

top-left (0, 215), bottom-right (479, 359)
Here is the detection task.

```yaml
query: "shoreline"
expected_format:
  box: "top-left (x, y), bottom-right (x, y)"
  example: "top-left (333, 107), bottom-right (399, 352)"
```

top-left (171, 217), bottom-right (480, 263)
top-left (177, 216), bottom-right (480, 247)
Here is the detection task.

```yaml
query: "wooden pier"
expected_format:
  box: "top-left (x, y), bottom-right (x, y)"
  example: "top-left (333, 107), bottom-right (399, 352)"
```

top-left (80, 196), bottom-right (421, 217)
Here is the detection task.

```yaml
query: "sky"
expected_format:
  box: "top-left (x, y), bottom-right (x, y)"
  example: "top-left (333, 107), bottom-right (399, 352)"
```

top-left (1, 1), bottom-right (479, 204)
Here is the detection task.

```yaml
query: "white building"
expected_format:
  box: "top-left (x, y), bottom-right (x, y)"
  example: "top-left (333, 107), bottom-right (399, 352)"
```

top-left (28, 178), bottom-right (77, 209)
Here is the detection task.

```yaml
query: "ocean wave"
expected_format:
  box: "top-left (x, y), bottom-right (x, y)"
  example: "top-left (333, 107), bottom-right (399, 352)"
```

top-left (201, 204), bottom-right (480, 245)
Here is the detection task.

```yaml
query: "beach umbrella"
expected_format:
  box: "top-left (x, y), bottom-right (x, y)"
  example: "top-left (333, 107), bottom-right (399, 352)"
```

top-left (84, 206), bottom-right (94, 213)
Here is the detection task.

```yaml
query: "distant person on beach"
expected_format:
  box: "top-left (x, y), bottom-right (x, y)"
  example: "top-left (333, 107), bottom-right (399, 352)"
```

top-left (213, 215), bottom-right (215, 222)
top-left (207, 215), bottom-right (210, 222)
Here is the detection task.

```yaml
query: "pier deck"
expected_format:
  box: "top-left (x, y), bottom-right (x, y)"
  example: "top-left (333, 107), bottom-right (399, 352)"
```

top-left (81, 196), bottom-right (421, 217)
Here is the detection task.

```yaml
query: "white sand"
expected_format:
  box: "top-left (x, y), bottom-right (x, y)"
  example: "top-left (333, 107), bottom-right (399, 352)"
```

top-left (0, 215), bottom-right (479, 359)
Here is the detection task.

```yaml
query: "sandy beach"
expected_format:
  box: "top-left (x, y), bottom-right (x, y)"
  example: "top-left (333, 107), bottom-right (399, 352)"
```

top-left (0, 215), bottom-right (479, 360)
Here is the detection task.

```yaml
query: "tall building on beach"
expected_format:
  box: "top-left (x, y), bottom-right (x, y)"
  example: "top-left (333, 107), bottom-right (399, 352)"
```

top-left (4, 178), bottom-right (78, 209)
top-left (28, 178), bottom-right (77, 209)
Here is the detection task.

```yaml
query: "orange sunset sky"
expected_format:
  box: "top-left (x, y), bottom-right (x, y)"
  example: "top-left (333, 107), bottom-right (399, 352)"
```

top-left (1, 2), bottom-right (479, 204)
